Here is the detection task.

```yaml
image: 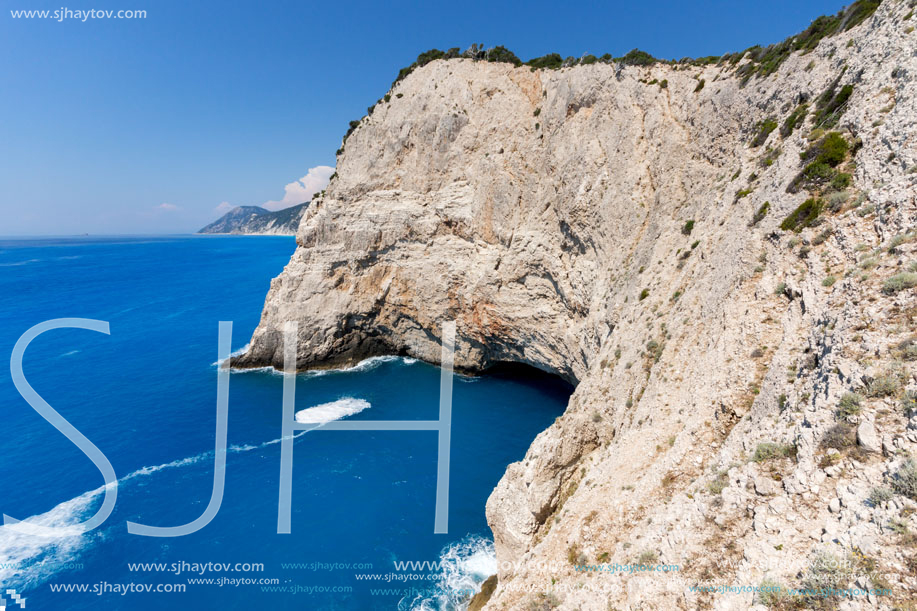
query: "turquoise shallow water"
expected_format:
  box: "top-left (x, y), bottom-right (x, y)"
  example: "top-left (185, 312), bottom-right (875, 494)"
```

top-left (0, 235), bottom-right (570, 610)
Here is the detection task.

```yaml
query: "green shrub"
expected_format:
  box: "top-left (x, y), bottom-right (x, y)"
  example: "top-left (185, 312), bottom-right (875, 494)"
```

top-left (781, 103), bottom-right (809, 137)
top-left (901, 390), bottom-right (917, 413)
top-left (814, 81), bottom-right (854, 128)
top-left (803, 162), bottom-right (835, 182)
top-left (895, 338), bottom-right (917, 361)
top-left (869, 486), bottom-right (894, 505)
top-left (825, 190), bottom-right (850, 212)
top-left (751, 118), bottom-right (778, 147)
top-left (837, 392), bottom-right (862, 420)
top-left (393, 48), bottom-right (457, 84)
top-left (639, 288), bottom-right (650, 300)
top-left (525, 53), bottom-right (563, 70)
top-left (619, 49), bottom-right (657, 66)
top-left (708, 470), bottom-right (729, 495)
top-left (780, 198), bottom-right (823, 232)
top-left (694, 79), bottom-right (705, 93)
top-left (821, 423), bottom-right (855, 450)
top-left (812, 229), bottom-right (832, 246)
top-left (751, 202), bottom-right (770, 225)
top-left (658, 79), bottom-right (668, 89)
top-left (728, 2), bottom-right (879, 83)
top-left (887, 231), bottom-right (917, 252)
top-left (818, 132), bottom-right (850, 166)
top-left (800, 551), bottom-right (852, 603)
top-left (842, 0), bottom-right (882, 31)
top-left (646, 339), bottom-right (663, 362)
top-left (636, 550), bottom-right (658, 565)
top-left (830, 172), bottom-right (852, 190)
top-left (788, 132), bottom-right (850, 194)
top-left (892, 457), bottom-right (917, 500)
top-left (882, 272), bottom-right (917, 295)
top-left (682, 219), bottom-right (695, 235)
top-left (752, 442), bottom-right (796, 462)
top-left (756, 578), bottom-right (789, 607)
top-left (566, 542), bottom-right (582, 565)
top-left (759, 147), bottom-right (781, 168)
top-left (484, 45), bottom-right (522, 66)
top-left (865, 372), bottom-right (903, 398)
top-left (735, 188), bottom-right (753, 201)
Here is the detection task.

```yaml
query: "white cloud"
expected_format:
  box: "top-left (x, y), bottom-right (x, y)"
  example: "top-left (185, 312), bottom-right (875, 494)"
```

top-left (214, 201), bottom-right (233, 215)
top-left (157, 203), bottom-right (180, 211)
top-left (262, 165), bottom-right (334, 211)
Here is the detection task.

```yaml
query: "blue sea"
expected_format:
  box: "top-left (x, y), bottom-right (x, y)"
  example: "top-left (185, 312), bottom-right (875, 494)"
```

top-left (0, 236), bottom-right (570, 610)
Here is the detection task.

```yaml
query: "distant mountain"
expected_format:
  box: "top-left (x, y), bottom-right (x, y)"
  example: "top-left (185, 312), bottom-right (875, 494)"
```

top-left (198, 203), bottom-right (309, 235)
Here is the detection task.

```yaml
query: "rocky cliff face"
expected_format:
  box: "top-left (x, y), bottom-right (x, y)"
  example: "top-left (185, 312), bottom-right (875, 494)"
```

top-left (197, 202), bottom-right (309, 235)
top-left (238, 2), bottom-right (917, 608)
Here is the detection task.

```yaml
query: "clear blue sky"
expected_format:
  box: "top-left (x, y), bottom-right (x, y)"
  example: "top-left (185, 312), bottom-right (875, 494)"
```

top-left (0, 0), bottom-right (848, 235)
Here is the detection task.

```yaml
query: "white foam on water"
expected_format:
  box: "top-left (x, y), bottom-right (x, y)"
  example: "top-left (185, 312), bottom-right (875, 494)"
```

top-left (302, 355), bottom-right (409, 377)
top-left (294, 397), bottom-right (371, 424)
top-left (404, 535), bottom-right (497, 611)
top-left (229, 354), bottom-right (418, 376)
top-left (212, 342), bottom-right (251, 367)
top-left (0, 485), bottom-right (105, 591)
top-left (0, 429), bottom-right (314, 591)
top-left (231, 365), bottom-right (285, 377)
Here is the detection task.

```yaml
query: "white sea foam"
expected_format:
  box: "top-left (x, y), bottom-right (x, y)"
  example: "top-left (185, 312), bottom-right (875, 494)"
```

top-left (404, 535), bottom-right (497, 611)
top-left (228, 354), bottom-right (417, 377)
top-left (212, 342), bottom-right (251, 367)
top-left (0, 485), bottom-right (105, 591)
top-left (0, 430), bottom-right (313, 591)
top-left (302, 355), bottom-right (411, 377)
top-left (294, 397), bottom-right (371, 424)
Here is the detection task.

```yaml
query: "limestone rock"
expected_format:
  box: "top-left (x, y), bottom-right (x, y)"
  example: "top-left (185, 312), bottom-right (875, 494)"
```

top-left (857, 421), bottom-right (880, 453)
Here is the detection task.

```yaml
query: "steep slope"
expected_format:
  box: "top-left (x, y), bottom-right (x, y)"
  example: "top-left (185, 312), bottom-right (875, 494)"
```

top-left (197, 202), bottom-right (309, 235)
top-left (237, 2), bottom-right (917, 608)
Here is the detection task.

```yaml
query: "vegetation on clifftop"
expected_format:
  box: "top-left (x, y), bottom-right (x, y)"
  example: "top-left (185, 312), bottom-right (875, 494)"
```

top-left (335, 0), bottom-right (882, 156)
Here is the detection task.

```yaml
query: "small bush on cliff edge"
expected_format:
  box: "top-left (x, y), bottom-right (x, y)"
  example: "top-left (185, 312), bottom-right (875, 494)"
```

top-left (619, 48), bottom-right (657, 66)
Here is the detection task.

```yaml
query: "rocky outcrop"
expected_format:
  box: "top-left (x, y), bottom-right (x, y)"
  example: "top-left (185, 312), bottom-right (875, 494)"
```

top-left (239, 1), bottom-right (917, 607)
top-left (197, 202), bottom-right (309, 235)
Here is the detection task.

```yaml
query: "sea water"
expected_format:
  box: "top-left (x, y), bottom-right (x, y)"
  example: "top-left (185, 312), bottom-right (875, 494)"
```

top-left (0, 236), bottom-right (570, 610)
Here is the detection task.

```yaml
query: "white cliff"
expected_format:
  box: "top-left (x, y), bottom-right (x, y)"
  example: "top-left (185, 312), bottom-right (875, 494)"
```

top-left (238, 2), bottom-right (917, 608)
